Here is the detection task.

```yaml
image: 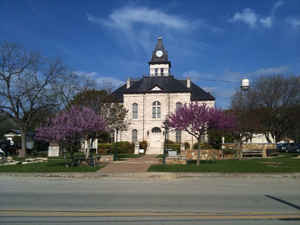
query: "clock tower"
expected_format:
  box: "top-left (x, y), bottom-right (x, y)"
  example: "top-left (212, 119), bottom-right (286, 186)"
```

top-left (149, 37), bottom-right (171, 77)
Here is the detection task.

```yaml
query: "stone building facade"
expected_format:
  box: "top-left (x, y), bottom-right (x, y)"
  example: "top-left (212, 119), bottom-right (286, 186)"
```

top-left (112, 38), bottom-right (215, 154)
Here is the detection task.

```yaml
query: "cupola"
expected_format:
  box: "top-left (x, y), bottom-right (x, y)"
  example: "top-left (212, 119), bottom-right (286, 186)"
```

top-left (149, 37), bottom-right (171, 77)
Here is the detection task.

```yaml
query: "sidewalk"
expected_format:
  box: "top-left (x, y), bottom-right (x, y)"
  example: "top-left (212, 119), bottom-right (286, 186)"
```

top-left (98, 155), bottom-right (160, 173)
top-left (2, 172), bottom-right (300, 180)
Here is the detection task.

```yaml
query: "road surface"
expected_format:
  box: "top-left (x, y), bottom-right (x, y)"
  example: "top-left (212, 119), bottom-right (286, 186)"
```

top-left (1, 175), bottom-right (300, 224)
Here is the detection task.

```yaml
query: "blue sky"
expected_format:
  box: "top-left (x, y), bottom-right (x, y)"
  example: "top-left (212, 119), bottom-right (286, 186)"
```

top-left (0, 0), bottom-right (299, 108)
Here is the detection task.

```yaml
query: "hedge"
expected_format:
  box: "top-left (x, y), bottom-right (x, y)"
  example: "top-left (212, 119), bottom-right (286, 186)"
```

top-left (98, 141), bottom-right (134, 155)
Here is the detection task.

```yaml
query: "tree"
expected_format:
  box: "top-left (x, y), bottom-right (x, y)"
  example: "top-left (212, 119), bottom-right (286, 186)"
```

top-left (167, 103), bottom-right (235, 165)
top-left (231, 75), bottom-right (300, 142)
top-left (70, 89), bottom-right (128, 142)
top-left (35, 106), bottom-right (107, 166)
top-left (0, 41), bottom-right (71, 157)
top-left (0, 112), bottom-right (18, 138)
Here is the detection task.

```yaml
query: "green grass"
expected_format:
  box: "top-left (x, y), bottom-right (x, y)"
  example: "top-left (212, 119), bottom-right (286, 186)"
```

top-left (148, 154), bottom-right (300, 173)
top-left (0, 158), bottom-right (104, 173)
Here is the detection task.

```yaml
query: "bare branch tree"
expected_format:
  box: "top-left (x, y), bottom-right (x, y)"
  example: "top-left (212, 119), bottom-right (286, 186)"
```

top-left (231, 74), bottom-right (300, 142)
top-left (0, 41), bottom-right (73, 156)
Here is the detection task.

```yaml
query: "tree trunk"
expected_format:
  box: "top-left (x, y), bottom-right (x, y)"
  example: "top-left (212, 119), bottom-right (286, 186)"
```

top-left (196, 138), bottom-right (201, 166)
top-left (19, 130), bottom-right (26, 158)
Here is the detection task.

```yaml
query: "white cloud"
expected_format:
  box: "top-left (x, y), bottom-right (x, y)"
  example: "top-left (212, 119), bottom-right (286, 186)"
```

top-left (229, 8), bottom-right (258, 28)
top-left (75, 71), bottom-right (124, 89)
top-left (260, 17), bottom-right (272, 28)
top-left (229, 1), bottom-right (285, 29)
top-left (286, 18), bottom-right (300, 28)
top-left (87, 6), bottom-right (221, 55)
top-left (88, 7), bottom-right (190, 30)
top-left (250, 66), bottom-right (289, 76)
top-left (273, 0), bottom-right (285, 12)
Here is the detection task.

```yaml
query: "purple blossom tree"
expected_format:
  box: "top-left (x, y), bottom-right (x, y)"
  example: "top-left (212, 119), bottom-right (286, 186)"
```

top-left (167, 103), bottom-right (235, 165)
top-left (36, 106), bottom-right (107, 166)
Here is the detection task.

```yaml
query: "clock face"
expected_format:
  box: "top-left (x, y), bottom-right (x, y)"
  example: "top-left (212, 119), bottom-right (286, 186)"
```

top-left (156, 50), bottom-right (163, 57)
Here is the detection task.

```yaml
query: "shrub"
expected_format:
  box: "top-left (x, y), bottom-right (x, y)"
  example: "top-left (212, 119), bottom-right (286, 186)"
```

top-left (222, 148), bottom-right (236, 155)
top-left (208, 129), bottom-right (222, 149)
top-left (139, 140), bottom-right (148, 153)
top-left (98, 143), bottom-right (113, 155)
top-left (98, 141), bottom-right (134, 155)
top-left (114, 141), bottom-right (134, 154)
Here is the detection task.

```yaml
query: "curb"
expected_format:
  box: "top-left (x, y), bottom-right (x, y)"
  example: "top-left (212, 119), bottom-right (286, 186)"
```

top-left (1, 172), bottom-right (300, 179)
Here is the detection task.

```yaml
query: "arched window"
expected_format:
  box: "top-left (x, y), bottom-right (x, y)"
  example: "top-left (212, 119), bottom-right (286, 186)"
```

top-left (176, 102), bottom-right (183, 111)
top-left (152, 127), bottom-right (161, 133)
top-left (176, 130), bottom-right (182, 143)
top-left (132, 129), bottom-right (138, 143)
top-left (132, 103), bottom-right (138, 119)
top-left (152, 101), bottom-right (161, 118)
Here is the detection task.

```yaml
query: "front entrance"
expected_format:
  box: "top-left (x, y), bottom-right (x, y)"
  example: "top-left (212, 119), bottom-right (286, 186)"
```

top-left (147, 127), bottom-right (163, 154)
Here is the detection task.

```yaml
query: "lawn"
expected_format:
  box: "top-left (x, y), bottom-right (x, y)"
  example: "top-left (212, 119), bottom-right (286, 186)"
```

top-left (0, 158), bottom-right (104, 173)
top-left (148, 154), bottom-right (300, 173)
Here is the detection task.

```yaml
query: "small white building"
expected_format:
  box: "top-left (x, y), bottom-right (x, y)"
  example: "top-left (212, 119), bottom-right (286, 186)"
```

top-left (244, 133), bottom-right (275, 144)
top-left (112, 38), bottom-right (215, 154)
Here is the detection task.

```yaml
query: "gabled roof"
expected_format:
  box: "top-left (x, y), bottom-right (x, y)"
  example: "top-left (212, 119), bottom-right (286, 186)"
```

top-left (112, 76), bottom-right (215, 102)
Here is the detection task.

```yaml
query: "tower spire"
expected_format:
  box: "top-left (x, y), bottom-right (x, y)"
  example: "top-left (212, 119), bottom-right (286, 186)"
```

top-left (148, 37), bottom-right (171, 77)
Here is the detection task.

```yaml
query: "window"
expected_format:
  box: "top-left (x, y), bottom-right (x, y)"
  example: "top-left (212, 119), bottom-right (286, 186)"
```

top-left (132, 129), bottom-right (138, 143)
top-left (160, 68), bottom-right (164, 76)
top-left (176, 130), bottom-right (182, 143)
top-left (152, 127), bottom-right (161, 133)
top-left (154, 68), bottom-right (158, 76)
top-left (152, 101), bottom-right (161, 118)
top-left (176, 102), bottom-right (183, 111)
top-left (132, 103), bottom-right (138, 119)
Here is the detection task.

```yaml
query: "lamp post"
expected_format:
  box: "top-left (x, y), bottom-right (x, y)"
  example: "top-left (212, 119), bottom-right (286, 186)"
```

top-left (240, 78), bottom-right (250, 158)
top-left (162, 121), bottom-right (169, 165)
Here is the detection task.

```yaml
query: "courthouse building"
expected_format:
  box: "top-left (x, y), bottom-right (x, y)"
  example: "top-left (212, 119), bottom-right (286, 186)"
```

top-left (112, 37), bottom-right (215, 154)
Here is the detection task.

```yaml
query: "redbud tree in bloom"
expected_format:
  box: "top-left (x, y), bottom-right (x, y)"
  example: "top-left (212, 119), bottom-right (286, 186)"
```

top-left (36, 106), bottom-right (107, 165)
top-left (167, 103), bottom-right (235, 165)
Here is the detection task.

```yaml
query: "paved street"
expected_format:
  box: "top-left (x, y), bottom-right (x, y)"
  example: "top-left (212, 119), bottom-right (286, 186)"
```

top-left (1, 175), bottom-right (300, 224)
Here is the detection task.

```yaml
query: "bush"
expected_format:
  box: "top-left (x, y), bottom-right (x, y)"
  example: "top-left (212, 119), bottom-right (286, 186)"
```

top-left (184, 142), bottom-right (190, 150)
top-left (114, 141), bottom-right (134, 154)
top-left (98, 141), bottom-right (134, 155)
top-left (208, 129), bottom-right (222, 149)
top-left (222, 148), bottom-right (236, 155)
top-left (192, 142), bottom-right (212, 150)
top-left (139, 141), bottom-right (148, 153)
top-left (98, 143), bottom-right (113, 155)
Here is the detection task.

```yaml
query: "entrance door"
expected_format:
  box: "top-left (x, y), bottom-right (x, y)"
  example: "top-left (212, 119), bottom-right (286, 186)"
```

top-left (148, 127), bottom-right (163, 154)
